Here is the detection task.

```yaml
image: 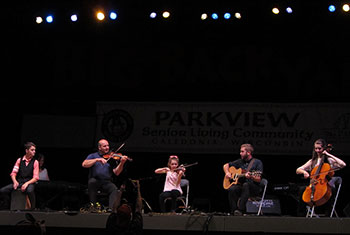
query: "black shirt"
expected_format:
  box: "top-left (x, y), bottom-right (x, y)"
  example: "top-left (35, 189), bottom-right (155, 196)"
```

top-left (228, 158), bottom-right (263, 184)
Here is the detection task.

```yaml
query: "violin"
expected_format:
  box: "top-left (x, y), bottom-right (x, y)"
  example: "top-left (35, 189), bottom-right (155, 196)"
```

top-left (103, 152), bottom-right (133, 162)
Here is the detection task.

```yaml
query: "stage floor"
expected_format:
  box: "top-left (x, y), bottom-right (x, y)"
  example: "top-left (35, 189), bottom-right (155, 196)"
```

top-left (1, 210), bottom-right (350, 234)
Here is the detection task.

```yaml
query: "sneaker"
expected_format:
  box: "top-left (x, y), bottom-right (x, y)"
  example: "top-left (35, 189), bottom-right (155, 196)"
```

top-left (234, 209), bottom-right (243, 216)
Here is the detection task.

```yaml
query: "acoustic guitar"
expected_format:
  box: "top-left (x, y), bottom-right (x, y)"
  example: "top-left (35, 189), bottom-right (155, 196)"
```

top-left (223, 166), bottom-right (262, 190)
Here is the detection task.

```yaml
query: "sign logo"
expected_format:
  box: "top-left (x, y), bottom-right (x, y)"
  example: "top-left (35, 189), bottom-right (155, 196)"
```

top-left (101, 109), bottom-right (134, 143)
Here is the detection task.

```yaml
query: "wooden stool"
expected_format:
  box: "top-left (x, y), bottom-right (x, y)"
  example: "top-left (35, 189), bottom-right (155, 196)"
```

top-left (10, 189), bottom-right (31, 210)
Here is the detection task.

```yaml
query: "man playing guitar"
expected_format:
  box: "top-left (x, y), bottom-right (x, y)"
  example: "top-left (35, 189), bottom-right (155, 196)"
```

top-left (223, 143), bottom-right (263, 216)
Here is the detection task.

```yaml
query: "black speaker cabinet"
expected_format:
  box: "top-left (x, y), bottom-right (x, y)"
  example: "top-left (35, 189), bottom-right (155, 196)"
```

top-left (246, 199), bottom-right (281, 215)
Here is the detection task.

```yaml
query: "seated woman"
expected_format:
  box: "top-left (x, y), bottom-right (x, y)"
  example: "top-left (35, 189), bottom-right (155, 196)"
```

top-left (37, 154), bottom-right (49, 181)
top-left (154, 155), bottom-right (185, 213)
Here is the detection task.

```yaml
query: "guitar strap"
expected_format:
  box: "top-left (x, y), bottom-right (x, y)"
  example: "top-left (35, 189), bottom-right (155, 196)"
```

top-left (246, 158), bottom-right (255, 172)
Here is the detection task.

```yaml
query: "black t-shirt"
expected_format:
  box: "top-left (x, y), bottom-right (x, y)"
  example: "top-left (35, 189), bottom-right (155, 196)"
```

top-left (228, 158), bottom-right (263, 184)
top-left (106, 211), bottom-right (143, 235)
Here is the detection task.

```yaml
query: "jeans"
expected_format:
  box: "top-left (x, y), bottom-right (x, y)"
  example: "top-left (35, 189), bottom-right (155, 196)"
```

top-left (88, 177), bottom-right (118, 209)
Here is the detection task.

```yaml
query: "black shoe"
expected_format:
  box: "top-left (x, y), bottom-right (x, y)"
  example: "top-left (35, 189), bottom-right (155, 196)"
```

top-left (234, 209), bottom-right (243, 216)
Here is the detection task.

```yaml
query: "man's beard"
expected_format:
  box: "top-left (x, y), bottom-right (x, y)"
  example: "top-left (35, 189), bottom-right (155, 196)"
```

top-left (242, 154), bottom-right (249, 161)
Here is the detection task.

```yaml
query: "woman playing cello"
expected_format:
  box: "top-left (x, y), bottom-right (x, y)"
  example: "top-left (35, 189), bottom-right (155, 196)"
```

top-left (296, 139), bottom-right (346, 216)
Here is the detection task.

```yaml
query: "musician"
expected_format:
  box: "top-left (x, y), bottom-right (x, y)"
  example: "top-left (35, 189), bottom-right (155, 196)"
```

top-left (82, 139), bottom-right (128, 210)
top-left (223, 143), bottom-right (263, 216)
top-left (37, 153), bottom-right (49, 181)
top-left (0, 142), bottom-right (39, 210)
top-left (296, 139), bottom-right (346, 216)
top-left (155, 155), bottom-right (186, 213)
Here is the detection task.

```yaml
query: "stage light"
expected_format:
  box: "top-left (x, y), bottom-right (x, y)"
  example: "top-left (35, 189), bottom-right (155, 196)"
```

top-left (201, 13), bottom-right (208, 20)
top-left (272, 8), bottom-right (280, 15)
top-left (286, 7), bottom-right (293, 14)
top-left (162, 11), bottom-right (170, 18)
top-left (211, 13), bottom-right (218, 20)
top-left (234, 12), bottom-right (242, 19)
top-left (46, 15), bottom-right (53, 23)
top-left (224, 13), bottom-right (231, 19)
top-left (150, 12), bottom-right (157, 18)
top-left (343, 4), bottom-right (350, 12)
top-left (328, 5), bottom-right (336, 12)
top-left (96, 11), bottom-right (105, 21)
top-left (110, 11), bottom-right (117, 20)
top-left (70, 14), bottom-right (78, 22)
top-left (35, 16), bottom-right (43, 24)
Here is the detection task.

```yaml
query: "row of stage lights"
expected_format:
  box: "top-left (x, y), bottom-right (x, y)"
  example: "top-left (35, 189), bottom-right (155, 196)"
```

top-left (271, 3), bottom-right (350, 14)
top-left (35, 4), bottom-right (350, 24)
top-left (35, 10), bottom-right (242, 24)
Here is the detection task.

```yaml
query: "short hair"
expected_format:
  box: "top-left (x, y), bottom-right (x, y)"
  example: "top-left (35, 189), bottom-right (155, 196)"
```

top-left (24, 142), bottom-right (36, 150)
top-left (241, 143), bottom-right (254, 154)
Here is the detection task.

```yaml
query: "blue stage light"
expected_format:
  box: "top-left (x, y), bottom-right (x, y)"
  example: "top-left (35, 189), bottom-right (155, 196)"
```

top-left (150, 12), bottom-right (157, 18)
top-left (211, 13), bottom-right (218, 20)
top-left (110, 11), bottom-right (117, 20)
top-left (46, 15), bottom-right (53, 23)
top-left (224, 13), bottom-right (231, 19)
top-left (328, 5), bottom-right (336, 12)
top-left (286, 7), bottom-right (293, 14)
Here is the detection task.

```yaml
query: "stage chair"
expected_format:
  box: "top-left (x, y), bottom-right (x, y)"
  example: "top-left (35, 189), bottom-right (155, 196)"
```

top-left (330, 176), bottom-right (342, 217)
top-left (245, 178), bottom-right (268, 216)
top-left (306, 176), bottom-right (342, 218)
top-left (164, 179), bottom-right (190, 212)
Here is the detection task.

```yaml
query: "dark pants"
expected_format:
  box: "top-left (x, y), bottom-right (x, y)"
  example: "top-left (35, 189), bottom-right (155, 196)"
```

top-left (227, 181), bottom-right (261, 213)
top-left (159, 190), bottom-right (181, 212)
top-left (0, 183), bottom-right (36, 210)
top-left (88, 177), bottom-right (118, 209)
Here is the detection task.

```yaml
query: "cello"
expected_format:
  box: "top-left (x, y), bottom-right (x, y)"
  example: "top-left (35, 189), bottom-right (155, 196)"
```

top-left (302, 154), bottom-right (334, 207)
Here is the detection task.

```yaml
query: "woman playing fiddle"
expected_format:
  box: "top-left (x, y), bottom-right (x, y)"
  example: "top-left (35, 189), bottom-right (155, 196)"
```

top-left (155, 155), bottom-right (185, 213)
top-left (82, 139), bottom-right (129, 210)
top-left (296, 139), bottom-right (346, 216)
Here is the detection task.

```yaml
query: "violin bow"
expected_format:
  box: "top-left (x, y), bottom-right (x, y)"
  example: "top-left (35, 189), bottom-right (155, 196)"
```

top-left (176, 162), bottom-right (198, 170)
top-left (106, 142), bottom-right (125, 162)
top-left (115, 142), bottom-right (125, 152)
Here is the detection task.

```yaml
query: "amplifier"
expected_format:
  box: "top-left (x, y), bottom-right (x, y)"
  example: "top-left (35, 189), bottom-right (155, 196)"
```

top-left (246, 199), bottom-right (281, 215)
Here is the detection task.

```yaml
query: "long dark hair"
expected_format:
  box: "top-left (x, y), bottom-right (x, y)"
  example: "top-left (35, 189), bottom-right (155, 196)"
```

top-left (37, 153), bottom-right (46, 170)
top-left (311, 139), bottom-right (327, 169)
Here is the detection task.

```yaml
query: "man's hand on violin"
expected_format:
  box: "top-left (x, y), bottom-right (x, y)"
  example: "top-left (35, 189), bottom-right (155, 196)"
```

top-left (96, 158), bottom-right (108, 165)
top-left (120, 155), bottom-right (128, 163)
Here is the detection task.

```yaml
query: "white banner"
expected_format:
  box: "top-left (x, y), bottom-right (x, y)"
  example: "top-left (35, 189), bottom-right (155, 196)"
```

top-left (96, 102), bottom-right (350, 155)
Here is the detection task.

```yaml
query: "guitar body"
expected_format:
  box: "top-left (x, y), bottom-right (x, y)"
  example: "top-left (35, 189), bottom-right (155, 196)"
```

top-left (223, 166), bottom-right (245, 189)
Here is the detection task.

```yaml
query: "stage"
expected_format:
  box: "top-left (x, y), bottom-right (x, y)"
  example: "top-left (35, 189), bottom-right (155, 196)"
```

top-left (1, 210), bottom-right (350, 234)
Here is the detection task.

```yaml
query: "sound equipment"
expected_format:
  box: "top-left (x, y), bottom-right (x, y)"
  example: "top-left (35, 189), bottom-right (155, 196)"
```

top-left (246, 199), bottom-right (281, 215)
top-left (11, 190), bottom-right (31, 211)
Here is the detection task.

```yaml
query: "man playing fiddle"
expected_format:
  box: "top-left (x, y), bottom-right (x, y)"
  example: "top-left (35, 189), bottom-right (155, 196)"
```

top-left (82, 139), bottom-right (128, 211)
